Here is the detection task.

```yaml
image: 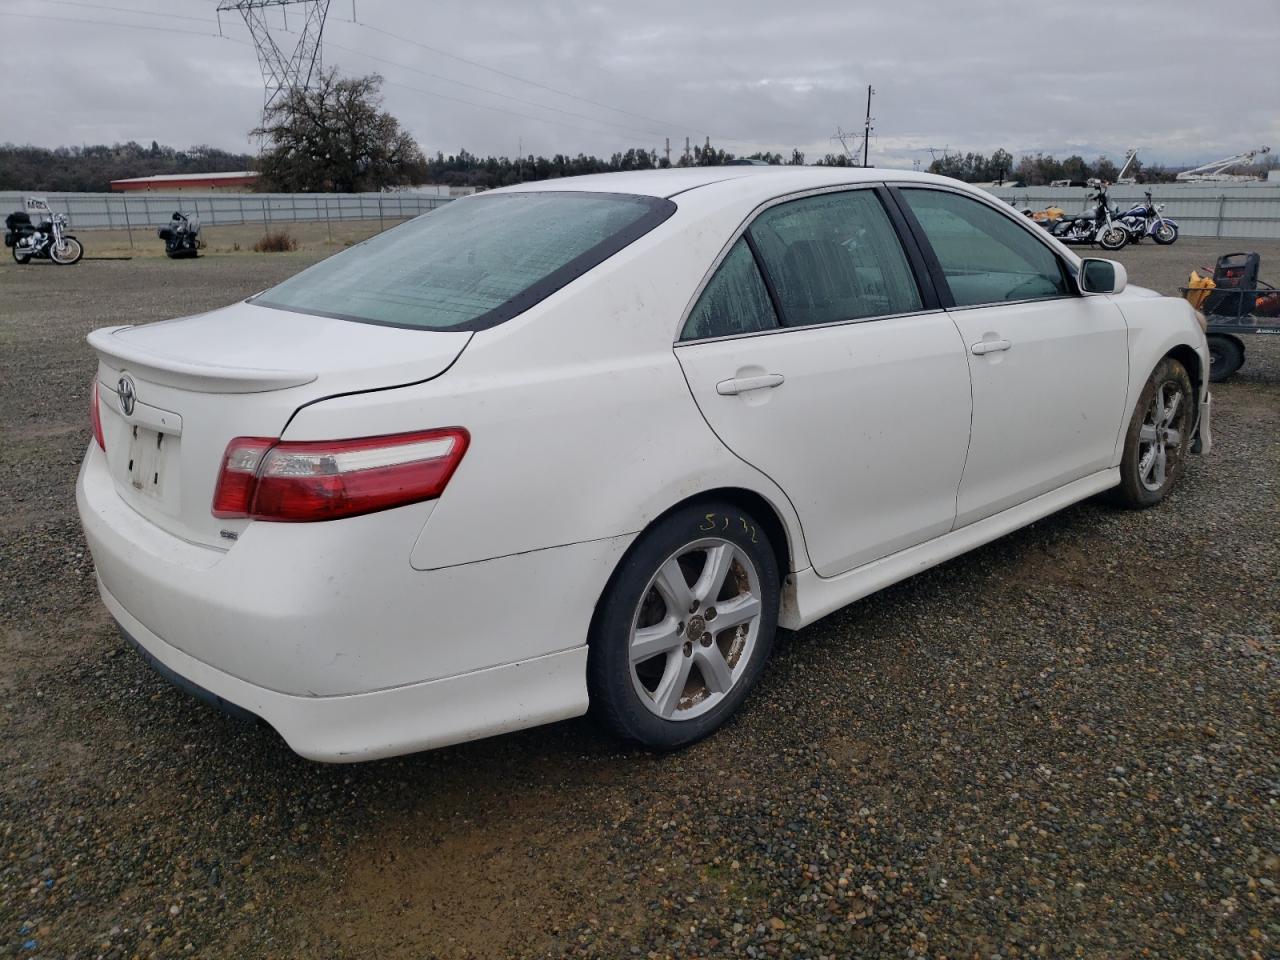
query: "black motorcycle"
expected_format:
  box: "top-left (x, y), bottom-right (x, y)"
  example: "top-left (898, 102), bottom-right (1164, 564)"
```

top-left (157, 211), bottom-right (202, 259)
top-left (5, 211), bottom-right (84, 264)
top-left (1024, 183), bottom-right (1128, 251)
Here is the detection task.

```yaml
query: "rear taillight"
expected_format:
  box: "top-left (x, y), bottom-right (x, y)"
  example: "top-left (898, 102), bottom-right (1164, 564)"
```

top-left (90, 380), bottom-right (105, 450)
top-left (212, 428), bottom-right (469, 522)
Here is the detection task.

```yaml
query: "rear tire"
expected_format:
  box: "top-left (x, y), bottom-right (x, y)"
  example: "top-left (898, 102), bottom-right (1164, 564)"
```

top-left (1206, 335), bottom-right (1243, 382)
top-left (1113, 357), bottom-right (1194, 509)
top-left (12, 245), bottom-right (30, 264)
top-left (588, 501), bottom-right (780, 749)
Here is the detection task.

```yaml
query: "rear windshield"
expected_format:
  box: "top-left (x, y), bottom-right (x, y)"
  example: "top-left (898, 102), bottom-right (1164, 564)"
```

top-left (253, 191), bottom-right (675, 331)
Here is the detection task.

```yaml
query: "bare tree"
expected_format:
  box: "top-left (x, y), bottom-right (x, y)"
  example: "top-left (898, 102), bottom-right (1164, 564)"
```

top-left (252, 70), bottom-right (426, 192)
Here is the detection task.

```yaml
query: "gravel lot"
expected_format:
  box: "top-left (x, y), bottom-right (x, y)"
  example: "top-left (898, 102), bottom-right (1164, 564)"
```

top-left (1, 239), bottom-right (1277, 959)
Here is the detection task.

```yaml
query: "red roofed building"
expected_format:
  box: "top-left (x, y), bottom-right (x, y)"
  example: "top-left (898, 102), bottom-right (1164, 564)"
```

top-left (110, 171), bottom-right (259, 193)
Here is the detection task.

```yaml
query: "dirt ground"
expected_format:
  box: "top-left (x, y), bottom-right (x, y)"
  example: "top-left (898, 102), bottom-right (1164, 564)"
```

top-left (0, 236), bottom-right (1277, 959)
top-left (74, 218), bottom-right (405, 259)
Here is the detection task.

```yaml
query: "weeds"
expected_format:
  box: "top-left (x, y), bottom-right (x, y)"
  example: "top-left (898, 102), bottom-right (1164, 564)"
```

top-left (253, 230), bottom-right (298, 253)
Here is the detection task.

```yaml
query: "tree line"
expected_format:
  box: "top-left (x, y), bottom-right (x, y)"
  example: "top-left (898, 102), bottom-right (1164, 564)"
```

top-left (925, 148), bottom-right (1181, 185)
top-left (0, 141), bottom-right (253, 193)
top-left (5, 69), bottom-right (1268, 194)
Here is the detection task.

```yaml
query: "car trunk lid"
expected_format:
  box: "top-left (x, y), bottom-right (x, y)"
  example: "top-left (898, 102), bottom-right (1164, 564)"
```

top-left (89, 301), bottom-right (471, 548)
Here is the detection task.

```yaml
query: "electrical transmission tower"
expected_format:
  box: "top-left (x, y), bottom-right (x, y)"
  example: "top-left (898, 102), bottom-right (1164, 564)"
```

top-left (830, 126), bottom-right (862, 163)
top-left (217, 0), bottom-right (333, 111)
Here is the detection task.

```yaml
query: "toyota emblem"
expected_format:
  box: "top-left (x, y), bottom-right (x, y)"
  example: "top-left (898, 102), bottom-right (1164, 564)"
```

top-left (117, 375), bottom-right (136, 416)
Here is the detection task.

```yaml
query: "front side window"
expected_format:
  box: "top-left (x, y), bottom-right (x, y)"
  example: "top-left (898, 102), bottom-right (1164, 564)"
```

top-left (254, 191), bottom-right (674, 331)
top-left (747, 190), bottom-right (922, 327)
top-left (681, 238), bottom-right (778, 340)
top-left (899, 188), bottom-right (1069, 307)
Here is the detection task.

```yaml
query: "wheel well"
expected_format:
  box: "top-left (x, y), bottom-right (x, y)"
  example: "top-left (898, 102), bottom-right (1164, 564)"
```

top-left (586, 488), bottom-right (797, 653)
top-left (1166, 343), bottom-right (1203, 396)
top-left (619, 488), bottom-right (797, 581)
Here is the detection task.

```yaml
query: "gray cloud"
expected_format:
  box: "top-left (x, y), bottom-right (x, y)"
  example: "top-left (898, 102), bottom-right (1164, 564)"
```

top-left (3, 0), bottom-right (1277, 169)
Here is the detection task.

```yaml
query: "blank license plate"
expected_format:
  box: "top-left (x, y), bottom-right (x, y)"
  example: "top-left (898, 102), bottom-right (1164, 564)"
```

top-left (125, 425), bottom-right (168, 499)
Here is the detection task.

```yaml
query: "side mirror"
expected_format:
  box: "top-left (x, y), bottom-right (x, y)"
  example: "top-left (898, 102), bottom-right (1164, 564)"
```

top-left (1079, 258), bottom-right (1127, 295)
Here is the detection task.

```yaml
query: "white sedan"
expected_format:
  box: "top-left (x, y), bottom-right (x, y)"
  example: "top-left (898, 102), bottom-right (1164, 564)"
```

top-left (76, 167), bottom-right (1211, 761)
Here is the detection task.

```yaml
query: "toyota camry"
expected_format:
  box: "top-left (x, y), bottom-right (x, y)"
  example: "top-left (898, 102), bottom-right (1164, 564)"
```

top-left (77, 166), bottom-right (1211, 761)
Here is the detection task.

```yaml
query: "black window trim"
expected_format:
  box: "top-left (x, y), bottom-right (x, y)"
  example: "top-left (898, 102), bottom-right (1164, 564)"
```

top-left (251, 190), bottom-right (677, 333)
top-left (884, 182), bottom-right (1080, 313)
top-left (675, 182), bottom-right (945, 345)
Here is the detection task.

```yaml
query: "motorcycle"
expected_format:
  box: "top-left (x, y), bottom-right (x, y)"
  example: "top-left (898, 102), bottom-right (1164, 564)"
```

top-left (4, 211), bottom-right (84, 265)
top-left (157, 211), bottom-right (202, 259)
top-left (1023, 182), bottom-right (1128, 251)
top-left (1118, 191), bottom-right (1179, 245)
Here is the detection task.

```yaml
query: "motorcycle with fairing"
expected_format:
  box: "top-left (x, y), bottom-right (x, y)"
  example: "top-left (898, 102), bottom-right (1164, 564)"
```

top-left (1022, 182), bottom-right (1129, 251)
top-left (1119, 190), bottom-right (1179, 245)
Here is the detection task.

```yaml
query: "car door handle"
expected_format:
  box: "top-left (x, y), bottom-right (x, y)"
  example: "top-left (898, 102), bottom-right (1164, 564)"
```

top-left (716, 373), bottom-right (785, 395)
top-left (971, 338), bottom-right (1012, 356)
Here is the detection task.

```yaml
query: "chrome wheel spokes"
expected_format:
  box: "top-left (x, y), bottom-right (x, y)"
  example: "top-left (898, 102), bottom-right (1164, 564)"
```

top-left (1138, 381), bottom-right (1186, 492)
top-left (629, 538), bottom-right (762, 721)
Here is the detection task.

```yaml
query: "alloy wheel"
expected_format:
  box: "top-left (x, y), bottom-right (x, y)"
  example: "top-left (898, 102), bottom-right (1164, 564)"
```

top-left (1137, 381), bottom-right (1185, 492)
top-left (628, 538), bottom-right (763, 721)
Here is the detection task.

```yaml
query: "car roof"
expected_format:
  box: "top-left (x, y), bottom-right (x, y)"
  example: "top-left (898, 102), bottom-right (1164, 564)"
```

top-left (485, 166), bottom-right (961, 201)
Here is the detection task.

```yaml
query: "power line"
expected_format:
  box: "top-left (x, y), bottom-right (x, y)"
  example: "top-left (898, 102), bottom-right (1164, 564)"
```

top-left (347, 21), bottom-right (678, 133)
top-left (2, 7), bottom-right (771, 153)
top-left (336, 20), bottom-right (757, 148)
top-left (376, 77), bottom-right (658, 149)
top-left (34, 0), bottom-right (219, 23)
top-left (0, 10), bottom-right (239, 39)
top-left (324, 39), bottom-right (669, 142)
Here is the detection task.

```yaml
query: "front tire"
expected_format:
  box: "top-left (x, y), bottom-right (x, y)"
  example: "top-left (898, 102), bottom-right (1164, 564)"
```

top-left (588, 501), bottom-right (780, 749)
top-left (1113, 357), bottom-right (1194, 509)
top-left (1099, 226), bottom-right (1128, 251)
top-left (1153, 222), bottom-right (1178, 245)
top-left (49, 237), bottom-right (83, 265)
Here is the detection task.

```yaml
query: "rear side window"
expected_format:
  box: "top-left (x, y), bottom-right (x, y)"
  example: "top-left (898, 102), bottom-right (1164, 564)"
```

top-left (899, 188), bottom-right (1069, 307)
top-left (681, 238), bottom-right (779, 340)
top-left (254, 191), bottom-right (675, 331)
top-left (748, 190), bottom-right (922, 327)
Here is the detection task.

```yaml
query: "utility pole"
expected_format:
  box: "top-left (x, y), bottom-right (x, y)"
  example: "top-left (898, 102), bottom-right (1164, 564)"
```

top-left (862, 84), bottom-right (874, 168)
top-left (664, 137), bottom-right (671, 166)
top-left (684, 137), bottom-right (691, 165)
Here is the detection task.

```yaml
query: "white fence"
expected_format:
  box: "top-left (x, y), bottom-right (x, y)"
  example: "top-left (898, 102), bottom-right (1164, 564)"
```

top-left (983, 183), bottom-right (1280, 240)
top-left (7, 183), bottom-right (1280, 240)
top-left (0, 191), bottom-right (453, 236)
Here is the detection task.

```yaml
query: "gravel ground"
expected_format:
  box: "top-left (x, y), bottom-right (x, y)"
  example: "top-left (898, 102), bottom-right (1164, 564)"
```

top-left (1, 240), bottom-right (1277, 959)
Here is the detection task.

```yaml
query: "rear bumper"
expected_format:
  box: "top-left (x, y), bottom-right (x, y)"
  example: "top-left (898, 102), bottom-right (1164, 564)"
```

top-left (102, 576), bottom-right (588, 762)
top-left (76, 441), bottom-right (630, 759)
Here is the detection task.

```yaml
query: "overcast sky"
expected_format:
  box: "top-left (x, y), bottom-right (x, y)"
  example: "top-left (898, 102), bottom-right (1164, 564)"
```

top-left (3, 0), bottom-right (1278, 170)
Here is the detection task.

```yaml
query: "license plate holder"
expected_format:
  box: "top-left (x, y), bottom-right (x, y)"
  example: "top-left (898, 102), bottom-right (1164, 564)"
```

top-left (126, 424), bottom-right (168, 499)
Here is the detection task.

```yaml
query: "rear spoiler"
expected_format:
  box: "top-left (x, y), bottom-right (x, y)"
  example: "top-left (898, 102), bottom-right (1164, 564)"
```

top-left (88, 326), bottom-right (318, 394)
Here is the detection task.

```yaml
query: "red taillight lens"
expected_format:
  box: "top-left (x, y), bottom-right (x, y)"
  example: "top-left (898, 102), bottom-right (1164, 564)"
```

top-left (212, 429), bottom-right (469, 522)
top-left (90, 379), bottom-right (105, 450)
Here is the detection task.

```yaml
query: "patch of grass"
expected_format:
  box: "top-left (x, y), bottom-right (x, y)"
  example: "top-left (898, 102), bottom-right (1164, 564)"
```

top-left (253, 230), bottom-right (299, 253)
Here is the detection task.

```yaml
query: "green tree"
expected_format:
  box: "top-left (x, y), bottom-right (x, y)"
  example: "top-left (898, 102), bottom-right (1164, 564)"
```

top-left (1093, 155), bottom-right (1119, 182)
top-left (252, 70), bottom-right (426, 192)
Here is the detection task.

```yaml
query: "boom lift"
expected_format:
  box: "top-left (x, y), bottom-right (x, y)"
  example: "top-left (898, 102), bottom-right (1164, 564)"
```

top-left (1175, 146), bottom-right (1271, 182)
